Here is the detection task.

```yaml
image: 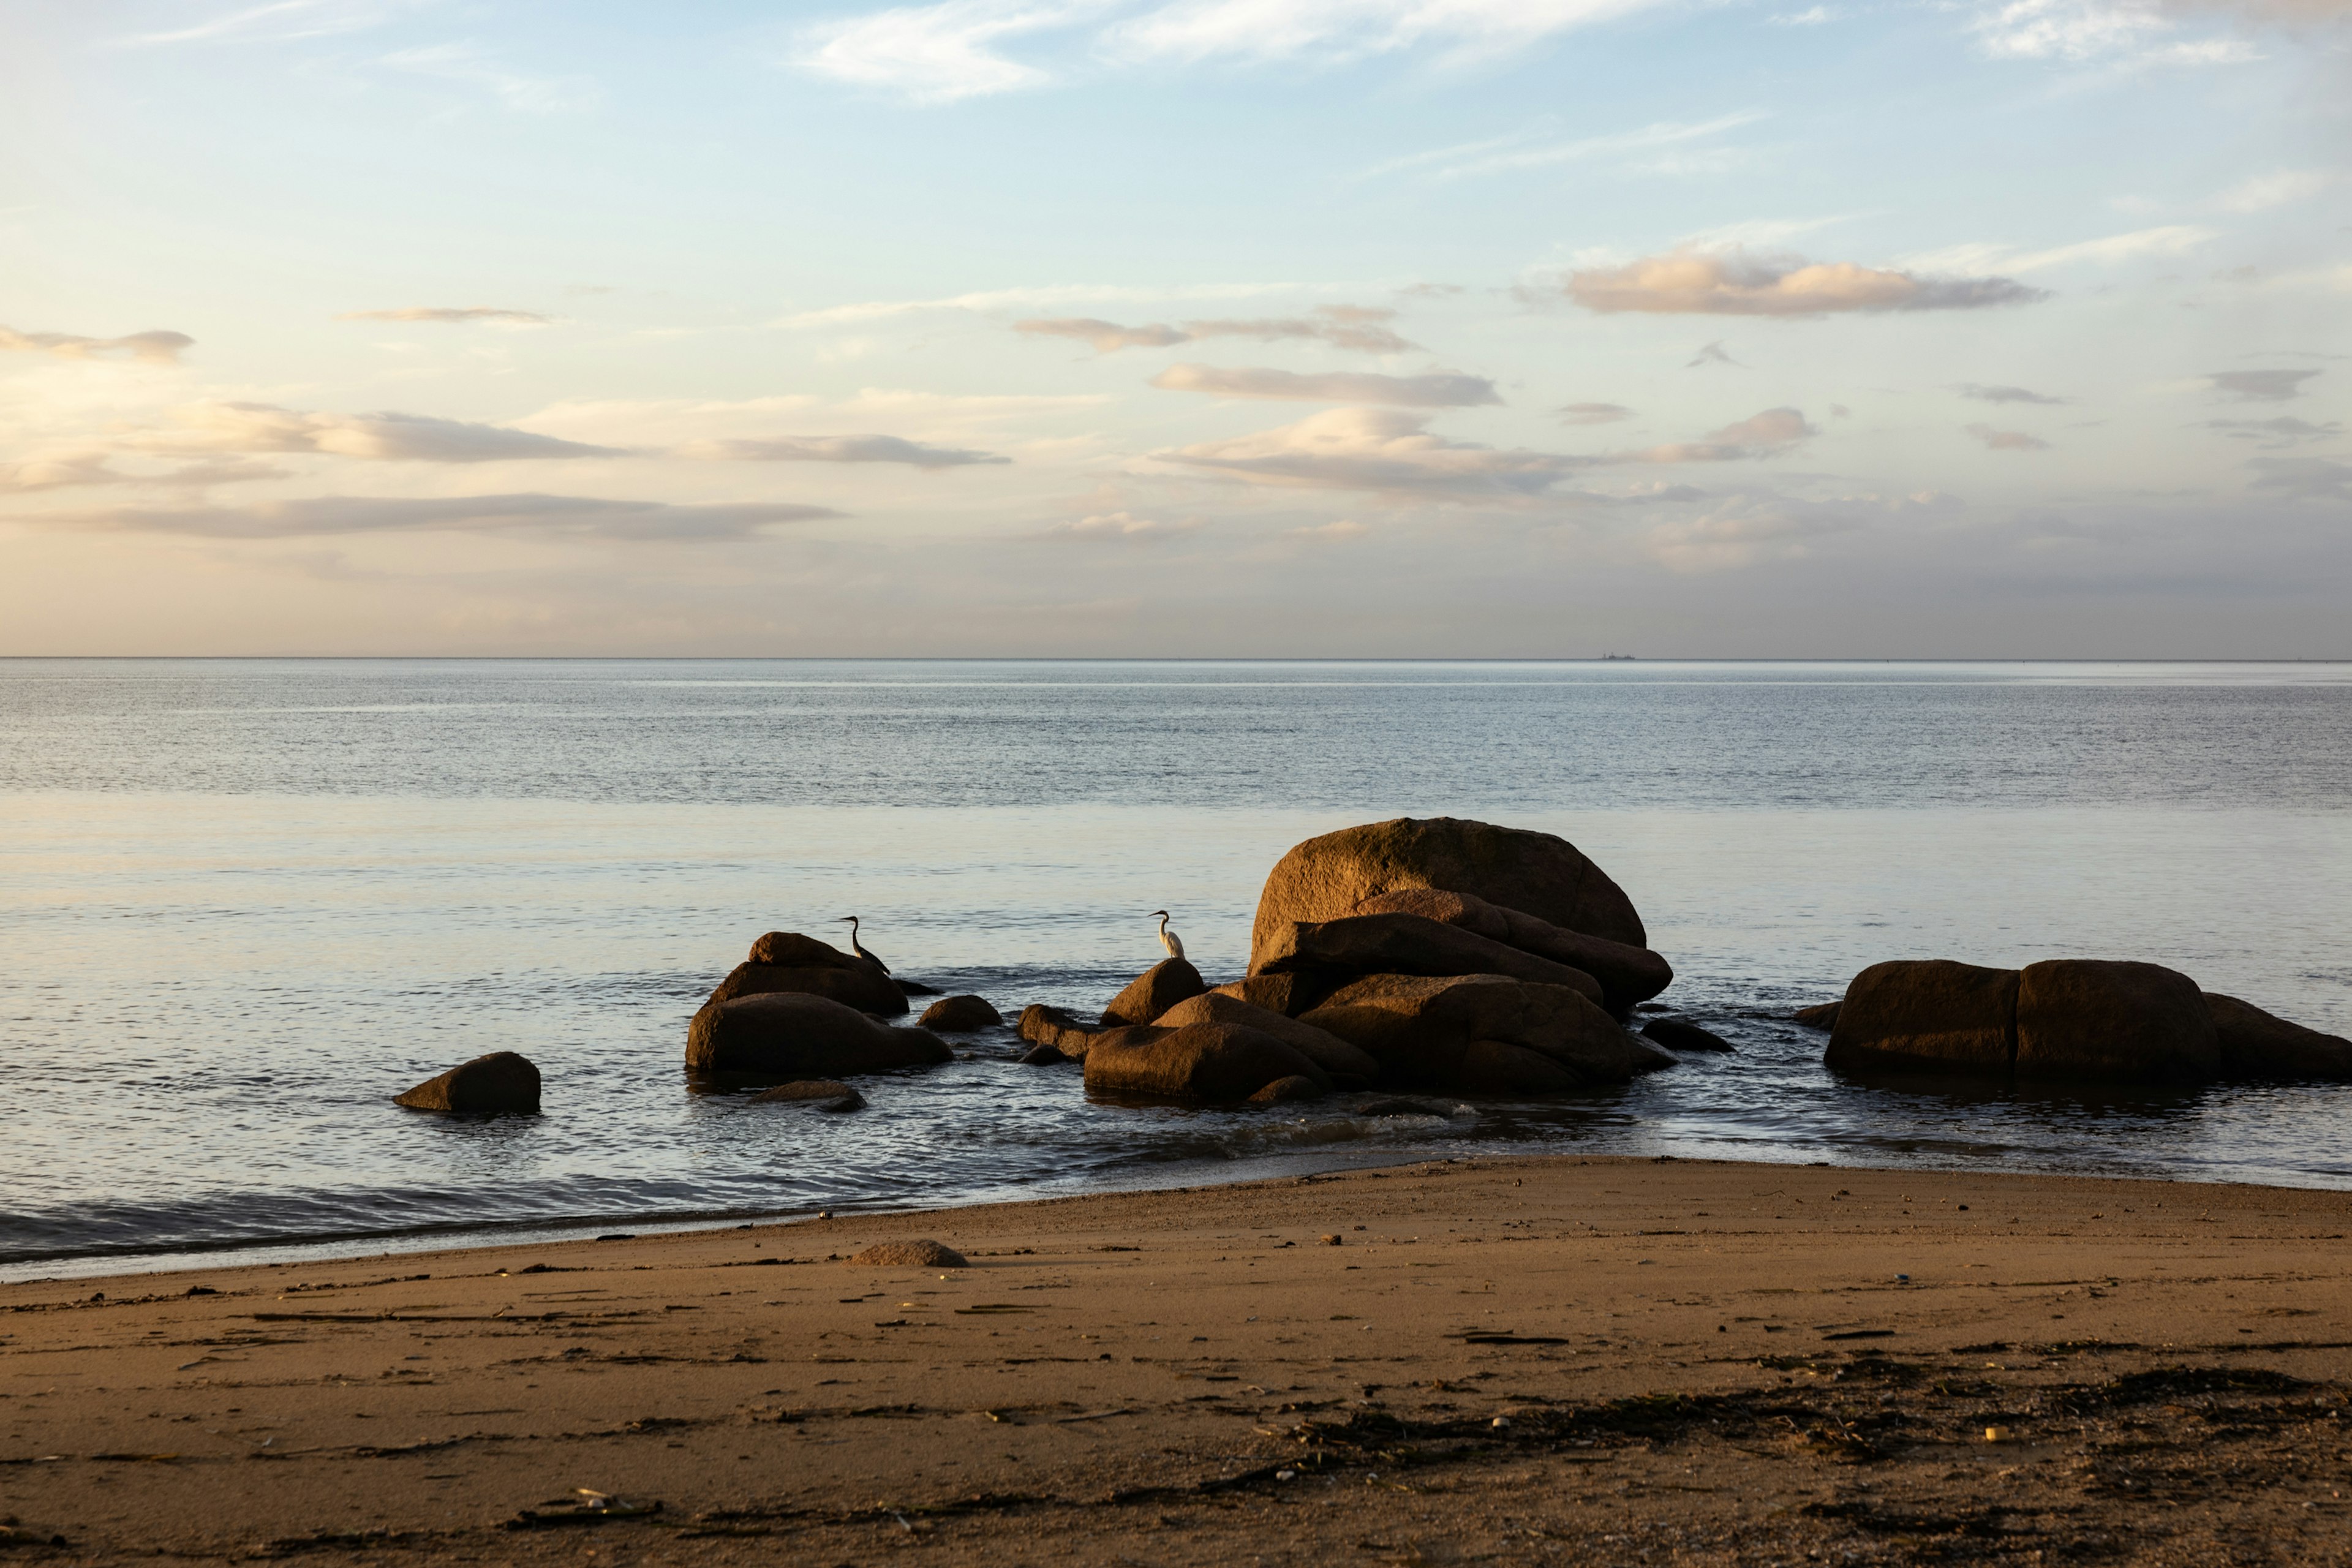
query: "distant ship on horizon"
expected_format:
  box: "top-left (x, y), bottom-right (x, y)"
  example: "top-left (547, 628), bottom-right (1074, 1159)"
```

top-left (1601, 652), bottom-right (1637, 661)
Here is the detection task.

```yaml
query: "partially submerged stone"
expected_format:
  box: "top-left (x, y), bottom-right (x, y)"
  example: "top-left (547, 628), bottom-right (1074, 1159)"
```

top-left (687, 992), bottom-right (951, 1085)
top-left (2015, 959), bottom-right (2219, 1084)
top-left (1303, 973), bottom-right (1671, 1094)
top-left (1640, 1018), bottom-right (1735, 1054)
top-left (1150, 991), bottom-right (1379, 1085)
top-left (749, 1079), bottom-right (867, 1111)
top-left (2207, 993), bottom-right (2352, 1080)
top-left (394, 1051), bottom-right (541, 1115)
top-left (919, 995), bottom-right (1003, 1032)
top-left (1082, 1020), bottom-right (1329, 1104)
top-left (1826, 960), bottom-right (2018, 1076)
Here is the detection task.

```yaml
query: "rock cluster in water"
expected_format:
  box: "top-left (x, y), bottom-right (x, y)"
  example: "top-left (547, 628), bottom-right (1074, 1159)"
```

top-left (1807, 957), bottom-right (2352, 1085)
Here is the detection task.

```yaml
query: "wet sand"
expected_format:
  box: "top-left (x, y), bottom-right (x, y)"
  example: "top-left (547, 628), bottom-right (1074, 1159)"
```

top-left (4, 1154), bottom-right (2351, 1565)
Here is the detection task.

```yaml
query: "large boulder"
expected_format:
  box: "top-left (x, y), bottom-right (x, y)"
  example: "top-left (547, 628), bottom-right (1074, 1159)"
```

top-left (2207, 995), bottom-right (2352, 1080)
top-left (1152, 991), bottom-right (1381, 1085)
top-left (1251, 818), bottom-right (1647, 970)
top-left (2015, 959), bottom-right (2220, 1084)
top-left (1210, 973), bottom-right (1331, 1017)
top-left (1826, 960), bottom-right (2019, 1076)
top-left (687, 992), bottom-right (951, 1084)
top-left (1101, 957), bottom-right (1206, 1027)
top-left (1083, 1021), bottom-right (1329, 1104)
top-left (1253, 913), bottom-right (1605, 1007)
top-left (1017, 1003), bottom-right (1098, 1057)
top-left (1301, 974), bottom-right (1672, 1094)
top-left (1347, 888), bottom-right (1673, 1011)
top-left (749, 931), bottom-right (869, 969)
top-left (709, 962), bottom-right (909, 1016)
top-left (394, 1051), bottom-right (541, 1114)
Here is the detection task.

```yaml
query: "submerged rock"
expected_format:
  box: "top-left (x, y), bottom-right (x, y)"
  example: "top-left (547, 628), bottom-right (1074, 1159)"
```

top-left (1302, 973), bottom-right (1672, 1095)
top-left (2207, 994), bottom-right (2352, 1080)
top-left (1101, 957), bottom-right (1206, 1028)
top-left (1150, 991), bottom-right (1379, 1085)
top-left (749, 1079), bottom-right (867, 1111)
top-left (1792, 1001), bottom-right (1843, 1030)
top-left (1253, 911), bottom-right (1605, 1006)
top-left (919, 994), bottom-right (1003, 1032)
top-left (1082, 1020), bottom-right (1329, 1104)
top-left (1640, 1018), bottom-right (1735, 1054)
top-left (687, 992), bottom-right (951, 1085)
top-left (394, 1051), bottom-right (541, 1115)
top-left (1250, 817), bottom-right (1649, 969)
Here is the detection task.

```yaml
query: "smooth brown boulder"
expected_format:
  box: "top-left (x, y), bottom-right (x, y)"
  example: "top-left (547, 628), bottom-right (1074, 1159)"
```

top-left (1348, 888), bottom-right (1673, 1011)
top-left (1793, 1001), bottom-right (1842, 1030)
top-left (2015, 959), bottom-right (2220, 1084)
top-left (1151, 992), bottom-right (1381, 1084)
top-left (708, 961), bottom-right (908, 1017)
top-left (919, 995), bottom-right (1003, 1032)
top-left (748, 931), bottom-right (869, 970)
top-left (2206, 995), bottom-right (2352, 1080)
top-left (749, 1079), bottom-right (866, 1111)
top-left (1251, 818), bottom-right (1647, 970)
top-left (1210, 973), bottom-right (1330, 1017)
top-left (687, 992), bottom-right (951, 1084)
top-left (1253, 913), bottom-right (1605, 1007)
top-left (1101, 957), bottom-right (1205, 1028)
top-left (394, 1051), bottom-right (540, 1115)
top-left (1825, 960), bottom-right (2019, 1076)
top-left (847, 1240), bottom-right (966, 1268)
top-left (1302, 974), bottom-right (1672, 1093)
top-left (1082, 1021), bottom-right (1329, 1104)
top-left (1017, 1003), bottom-right (1111, 1059)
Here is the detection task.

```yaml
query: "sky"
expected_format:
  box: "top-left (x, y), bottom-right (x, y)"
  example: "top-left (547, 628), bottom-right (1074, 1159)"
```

top-left (0, 0), bottom-right (2347, 656)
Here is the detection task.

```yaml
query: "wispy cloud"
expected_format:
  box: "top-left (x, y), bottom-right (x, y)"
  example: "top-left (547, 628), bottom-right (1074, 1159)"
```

top-left (1559, 402), bottom-right (1634, 424)
top-left (133, 402), bottom-right (623, 461)
top-left (1031, 509), bottom-right (1200, 543)
top-left (1619, 407), bottom-right (1817, 463)
top-left (336, 306), bottom-right (551, 325)
top-left (2206, 415), bottom-right (2342, 446)
top-left (2210, 368), bottom-right (2319, 401)
top-left (0, 452), bottom-right (284, 495)
top-left (1147, 364), bottom-right (1499, 406)
top-left (1362, 112), bottom-right (1766, 182)
top-left (2213, 168), bottom-right (2335, 213)
top-left (1158, 407), bottom-right (1590, 499)
top-left (775, 281), bottom-right (1297, 330)
top-left (677, 434), bottom-right (1009, 467)
top-left (37, 494), bottom-right (837, 540)
top-left (2248, 456), bottom-right (2352, 501)
top-left (0, 325), bottom-right (195, 364)
top-left (382, 43), bottom-right (602, 113)
top-left (1970, 0), bottom-right (2258, 67)
top-left (1959, 382), bottom-right (2067, 404)
top-left (1291, 519), bottom-right (1370, 543)
top-left (115, 0), bottom-right (402, 47)
top-left (1905, 224), bottom-right (2216, 275)
top-left (1016, 306), bottom-right (1415, 354)
top-left (1564, 249), bottom-right (2045, 317)
top-left (1967, 423), bottom-right (2052, 450)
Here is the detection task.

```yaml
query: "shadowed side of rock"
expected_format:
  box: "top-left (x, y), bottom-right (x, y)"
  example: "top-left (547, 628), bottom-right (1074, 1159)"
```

top-left (1082, 1021), bottom-right (1330, 1104)
top-left (394, 1051), bottom-right (541, 1115)
top-left (687, 991), bottom-right (951, 1085)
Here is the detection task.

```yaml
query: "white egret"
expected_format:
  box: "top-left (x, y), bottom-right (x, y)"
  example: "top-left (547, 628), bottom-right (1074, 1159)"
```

top-left (1151, 909), bottom-right (1185, 960)
top-left (836, 915), bottom-right (889, 974)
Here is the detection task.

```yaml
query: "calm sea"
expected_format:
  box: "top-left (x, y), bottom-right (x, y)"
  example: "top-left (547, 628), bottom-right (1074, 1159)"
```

top-left (3, 660), bottom-right (2348, 1280)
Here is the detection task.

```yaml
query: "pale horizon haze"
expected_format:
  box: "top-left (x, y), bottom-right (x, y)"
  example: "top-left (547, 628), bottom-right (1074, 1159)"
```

top-left (2, 0), bottom-right (2348, 656)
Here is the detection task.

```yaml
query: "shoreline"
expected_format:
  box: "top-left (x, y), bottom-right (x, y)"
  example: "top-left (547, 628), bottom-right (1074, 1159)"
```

top-left (6, 1152), bottom-right (2351, 1563)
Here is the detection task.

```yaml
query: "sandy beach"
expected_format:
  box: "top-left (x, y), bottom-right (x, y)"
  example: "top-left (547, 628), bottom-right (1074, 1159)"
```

top-left (4, 1154), bottom-right (2350, 1565)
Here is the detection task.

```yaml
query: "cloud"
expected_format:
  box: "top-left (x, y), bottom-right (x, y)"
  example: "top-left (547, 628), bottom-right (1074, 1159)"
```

top-left (1559, 402), bottom-right (1633, 424)
top-left (2248, 457), bottom-right (2352, 501)
top-left (1291, 519), bottom-right (1370, 543)
top-left (2209, 368), bottom-right (2319, 401)
top-left (1970, 0), bottom-right (2260, 66)
top-left (1959, 382), bottom-right (2067, 404)
top-left (0, 325), bottom-right (195, 364)
top-left (1362, 113), bottom-right (1767, 183)
top-left (1017, 306), bottom-right (1416, 355)
top-left (1032, 509), bottom-right (1202, 543)
top-left (1566, 249), bottom-right (2045, 317)
top-left (794, 0), bottom-right (1695, 103)
top-left (1158, 407), bottom-right (1589, 499)
top-left (1622, 407), bottom-right (1818, 462)
top-left (336, 306), bottom-right (552, 325)
top-left (381, 44), bottom-right (602, 114)
top-left (1966, 424), bottom-right (2051, 450)
top-left (1937, 225), bottom-right (2217, 274)
top-left (2206, 416), bottom-right (2343, 446)
top-left (1686, 340), bottom-right (1741, 368)
top-left (0, 452), bottom-right (287, 494)
top-left (138, 402), bottom-right (624, 461)
top-left (2214, 169), bottom-right (2335, 213)
top-left (1638, 495), bottom-right (1864, 572)
top-left (778, 281), bottom-right (1295, 330)
top-left (1771, 4), bottom-right (1834, 20)
top-left (1148, 364), bottom-right (1500, 406)
top-left (36, 494), bottom-right (839, 540)
top-left (114, 0), bottom-right (398, 47)
top-left (678, 434), bottom-right (1009, 467)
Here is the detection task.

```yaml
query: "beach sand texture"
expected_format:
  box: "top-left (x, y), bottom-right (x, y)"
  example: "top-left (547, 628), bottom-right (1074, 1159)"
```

top-left (5, 1155), bottom-right (2350, 1564)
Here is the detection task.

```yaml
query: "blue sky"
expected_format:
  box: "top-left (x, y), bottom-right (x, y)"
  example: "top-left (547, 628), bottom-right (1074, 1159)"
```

top-left (1, 0), bottom-right (2346, 654)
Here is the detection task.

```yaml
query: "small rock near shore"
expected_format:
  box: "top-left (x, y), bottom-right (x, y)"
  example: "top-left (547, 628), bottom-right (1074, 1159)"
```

top-left (847, 1240), bottom-right (967, 1268)
top-left (1640, 1019), bottom-right (1735, 1054)
top-left (920, 995), bottom-right (1003, 1031)
top-left (749, 1080), bottom-right (867, 1111)
top-left (1792, 1001), bottom-right (1842, 1030)
top-left (394, 1051), bottom-right (541, 1115)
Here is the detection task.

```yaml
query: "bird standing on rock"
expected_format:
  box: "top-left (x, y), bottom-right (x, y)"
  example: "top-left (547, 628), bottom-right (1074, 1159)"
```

top-left (1151, 910), bottom-right (1185, 960)
top-left (837, 915), bottom-right (888, 974)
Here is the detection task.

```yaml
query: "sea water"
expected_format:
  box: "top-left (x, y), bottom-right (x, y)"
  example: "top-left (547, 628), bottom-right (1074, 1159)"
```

top-left (2, 659), bottom-right (2347, 1279)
